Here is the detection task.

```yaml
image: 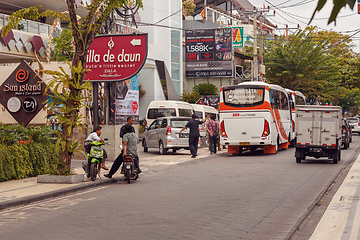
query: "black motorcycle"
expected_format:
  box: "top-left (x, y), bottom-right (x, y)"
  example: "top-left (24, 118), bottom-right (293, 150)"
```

top-left (123, 154), bottom-right (139, 184)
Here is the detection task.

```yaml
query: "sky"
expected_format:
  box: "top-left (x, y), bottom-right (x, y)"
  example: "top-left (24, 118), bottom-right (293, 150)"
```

top-left (248, 0), bottom-right (360, 52)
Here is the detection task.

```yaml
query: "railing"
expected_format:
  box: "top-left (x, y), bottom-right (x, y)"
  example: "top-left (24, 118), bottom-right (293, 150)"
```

top-left (0, 13), bottom-right (56, 36)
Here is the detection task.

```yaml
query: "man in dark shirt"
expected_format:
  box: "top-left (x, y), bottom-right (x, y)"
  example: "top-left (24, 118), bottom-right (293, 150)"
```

top-left (180, 114), bottom-right (210, 158)
top-left (104, 117), bottom-right (136, 178)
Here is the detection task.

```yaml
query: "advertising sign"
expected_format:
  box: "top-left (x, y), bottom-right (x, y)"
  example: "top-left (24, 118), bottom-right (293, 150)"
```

top-left (0, 60), bottom-right (47, 126)
top-left (195, 95), bottom-right (220, 110)
top-left (232, 27), bottom-right (244, 48)
top-left (185, 28), bottom-right (233, 78)
top-left (85, 34), bottom-right (148, 82)
top-left (115, 74), bottom-right (139, 124)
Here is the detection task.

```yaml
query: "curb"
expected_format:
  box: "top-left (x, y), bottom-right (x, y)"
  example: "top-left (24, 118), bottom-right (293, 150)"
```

top-left (0, 177), bottom-right (119, 211)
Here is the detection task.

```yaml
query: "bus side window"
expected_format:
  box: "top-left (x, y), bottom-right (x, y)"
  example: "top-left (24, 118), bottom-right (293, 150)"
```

top-left (269, 89), bottom-right (275, 109)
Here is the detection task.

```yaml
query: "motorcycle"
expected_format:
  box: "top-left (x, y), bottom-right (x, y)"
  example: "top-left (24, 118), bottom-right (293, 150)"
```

top-left (82, 138), bottom-right (108, 181)
top-left (122, 154), bottom-right (139, 184)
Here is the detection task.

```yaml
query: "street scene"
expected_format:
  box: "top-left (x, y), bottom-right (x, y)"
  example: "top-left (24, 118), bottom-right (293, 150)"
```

top-left (0, 136), bottom-right (360, 239)
top-left (1, 0), bottom-right (360, 240)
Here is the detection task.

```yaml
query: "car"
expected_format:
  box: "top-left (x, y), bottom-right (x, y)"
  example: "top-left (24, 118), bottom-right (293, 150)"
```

top-left (142, 117), bottom-right (198, 154)
top-left (346, 117), bottom-right (360, 135)
top-left (341, 119), bottom-right (351, 149)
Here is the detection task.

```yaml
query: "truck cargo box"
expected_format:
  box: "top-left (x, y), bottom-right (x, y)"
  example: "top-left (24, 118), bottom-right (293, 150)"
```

top-left (295, 105), bottom-right (342, 164)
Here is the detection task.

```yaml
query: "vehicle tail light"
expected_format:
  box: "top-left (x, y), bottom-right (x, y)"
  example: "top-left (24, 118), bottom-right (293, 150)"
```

top-left (124, 156), bottom-right (132, 162)
top-left (145, 120), bottom-right (147, 126)
top-left (358, 122), bottom-right (360, 125)
top-left (292, 120), bottom-right (295, 132)
top-left (221, 120), bottom-right (228, 138)
top-left (262, 119), bottom-right (270, 137)
top-left (166, 126), bottom-right (171, 135)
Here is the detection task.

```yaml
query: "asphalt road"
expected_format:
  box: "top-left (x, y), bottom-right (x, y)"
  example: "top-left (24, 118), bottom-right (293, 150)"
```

top-left (1, 136), bottom-right (359, 240)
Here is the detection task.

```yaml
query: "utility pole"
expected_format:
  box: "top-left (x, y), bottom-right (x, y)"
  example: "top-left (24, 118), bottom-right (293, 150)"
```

top-left (253, 15), bottom-right (258, 81)
top-left (259, 15), bottom-right (263, 65)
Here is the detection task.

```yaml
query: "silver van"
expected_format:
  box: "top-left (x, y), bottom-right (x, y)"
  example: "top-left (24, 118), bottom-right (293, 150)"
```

top-left (142, 117), bottom-right (198, 154)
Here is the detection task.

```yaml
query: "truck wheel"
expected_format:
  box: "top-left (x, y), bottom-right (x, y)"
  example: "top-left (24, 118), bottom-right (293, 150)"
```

top-left (296, 157), bottom-right (301, 163)
top-left (344, 142), bottom-right (349, 150)
top-left (332, 151), bottom-right (339, 164)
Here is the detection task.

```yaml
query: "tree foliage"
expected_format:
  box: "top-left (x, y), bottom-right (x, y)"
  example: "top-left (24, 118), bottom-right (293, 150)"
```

top-left (264, 27), bottom-right (360, 113)
top-left (51, 28), bottom-right (74, 61)
top-left (193, 83), bottom-right (219, 96)
top-left (180, 91), bottom-right (201, 103)
top-left (311, 0), bottom-right (357, 24)
top-left (2, 0), bottom-right (143, 171)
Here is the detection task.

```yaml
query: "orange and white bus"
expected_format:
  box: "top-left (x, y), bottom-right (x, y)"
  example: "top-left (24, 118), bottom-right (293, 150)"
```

top-left (220, 81), bottom-right (292, 154)
top-left (285, 89), bottom-right (307, 146)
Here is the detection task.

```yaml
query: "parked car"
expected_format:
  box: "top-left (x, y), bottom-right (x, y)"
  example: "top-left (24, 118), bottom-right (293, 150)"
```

top-left (142, 117), bottom-right (198, 154)
top-left (346, 117), bottom-right (360, 135)
top-left (341, 119), bottom-right (351, 149)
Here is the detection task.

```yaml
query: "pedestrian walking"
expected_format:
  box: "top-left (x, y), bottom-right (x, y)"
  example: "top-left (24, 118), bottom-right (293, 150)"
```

top-left (104, 117), bottom-right (135, 178)
top-left (180, 114), bottom-right (210, 158)
top-left (206, 114), bottom-right (219, 155)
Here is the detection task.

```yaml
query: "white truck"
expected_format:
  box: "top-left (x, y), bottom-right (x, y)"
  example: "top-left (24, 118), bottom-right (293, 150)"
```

top-left (295, 105), bottom-right (342, 164)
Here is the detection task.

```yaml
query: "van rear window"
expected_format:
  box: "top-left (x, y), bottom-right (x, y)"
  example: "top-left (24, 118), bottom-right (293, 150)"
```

top-left (194, 111), bottom-right (202, 119)
top-left (179, 109), bottom-right (193, 117)
top-left (147, 108), bottom-right (176, 119)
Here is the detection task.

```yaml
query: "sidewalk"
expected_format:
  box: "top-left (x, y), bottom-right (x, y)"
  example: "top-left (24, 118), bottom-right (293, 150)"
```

top-left (0, 146), bottom-right (214, 210)
top-left (309, 153), bottom-right (360, 240)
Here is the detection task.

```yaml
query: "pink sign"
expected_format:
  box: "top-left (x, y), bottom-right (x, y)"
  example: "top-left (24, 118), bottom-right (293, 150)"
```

top-left (85, 34), bottom-right (148, 82)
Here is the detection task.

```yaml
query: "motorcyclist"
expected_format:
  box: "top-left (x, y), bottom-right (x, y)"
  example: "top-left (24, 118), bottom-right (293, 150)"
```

top-left (122, 123), bottom-right (141, 173)
top-left (84, 126), bottom-right (109, 170)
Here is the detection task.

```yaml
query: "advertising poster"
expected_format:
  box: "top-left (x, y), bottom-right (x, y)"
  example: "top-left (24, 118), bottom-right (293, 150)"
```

top-left (185, 28), bottom-right (233, 78)
top-left (232, 27), bottom-right (244, 48)
top-left (115, 74), bottom-right (139, 124)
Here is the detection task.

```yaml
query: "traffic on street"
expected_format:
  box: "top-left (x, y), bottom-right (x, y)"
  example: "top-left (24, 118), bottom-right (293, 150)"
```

top-left (0, 135), bottom-right (359, 239)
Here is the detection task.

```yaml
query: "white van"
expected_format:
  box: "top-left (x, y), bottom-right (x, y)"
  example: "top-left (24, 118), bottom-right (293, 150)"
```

top-left (191, 104), bottom-right (219, 137)
top-left (146, 100), bottom-right (194, 127)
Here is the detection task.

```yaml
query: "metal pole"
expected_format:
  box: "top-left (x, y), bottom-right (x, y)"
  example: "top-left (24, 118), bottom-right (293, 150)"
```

top-left (93, 82), bottom-right (99, 127)
top-left (253, 15), bottom-right (258, 81)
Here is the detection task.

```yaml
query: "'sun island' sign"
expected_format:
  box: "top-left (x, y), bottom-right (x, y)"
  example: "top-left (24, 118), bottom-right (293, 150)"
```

top-left (85, 33), bottom-right (148, 82)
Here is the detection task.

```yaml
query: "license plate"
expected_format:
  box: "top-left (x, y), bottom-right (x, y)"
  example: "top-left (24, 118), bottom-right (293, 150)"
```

top-left (239, 142), bottom-right (250, 146)
top-left (309, 147), bottom-right (322, 153)
top-left (179, 133), bottom-right (189, 138)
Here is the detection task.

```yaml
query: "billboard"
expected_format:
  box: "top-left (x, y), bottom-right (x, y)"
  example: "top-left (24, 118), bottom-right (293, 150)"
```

top-left (185, 28), bottom-right (233, 78)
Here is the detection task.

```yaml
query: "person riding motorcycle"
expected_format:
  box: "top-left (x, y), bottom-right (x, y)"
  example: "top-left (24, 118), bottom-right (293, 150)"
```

top-left (122, 123), bottom-right (141, 173)
top-left (84, 126), bottom-right (109, 170)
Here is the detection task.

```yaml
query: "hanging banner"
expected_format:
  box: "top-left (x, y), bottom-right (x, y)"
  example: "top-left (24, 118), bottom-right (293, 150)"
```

top-left (115, 74), bottom-right (139, 124)
top-left (185, 28), bottom-right (233, 78)
top-left (85, 34), bottom-right (148, 82)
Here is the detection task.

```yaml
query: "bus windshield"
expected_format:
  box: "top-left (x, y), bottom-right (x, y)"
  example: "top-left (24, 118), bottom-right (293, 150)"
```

top-left (223, 87), bottom-right (264, 106)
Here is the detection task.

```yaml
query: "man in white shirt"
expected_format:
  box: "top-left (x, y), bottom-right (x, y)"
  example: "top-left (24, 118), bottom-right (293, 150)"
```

top-left (84, 126), bottom-right (109, 170)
